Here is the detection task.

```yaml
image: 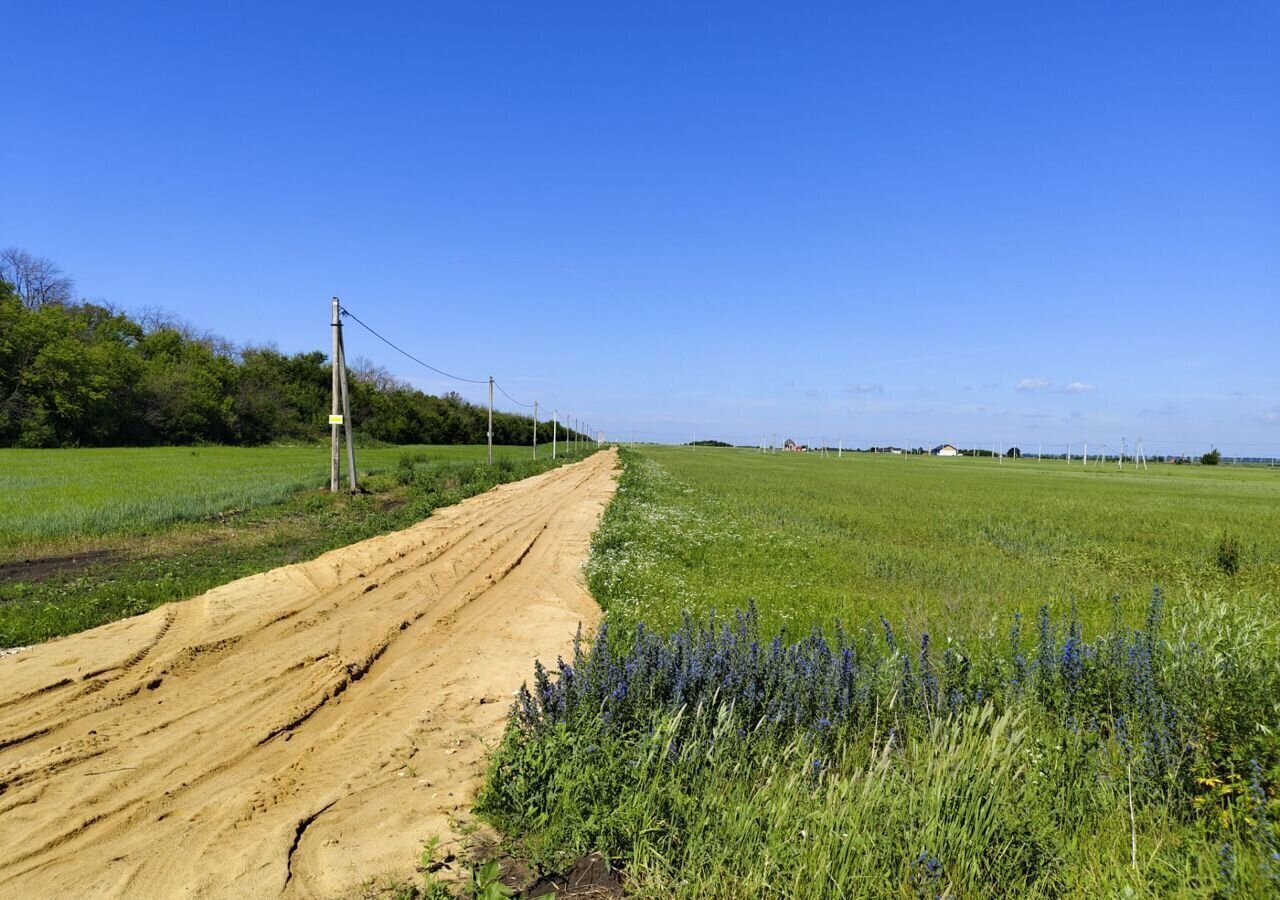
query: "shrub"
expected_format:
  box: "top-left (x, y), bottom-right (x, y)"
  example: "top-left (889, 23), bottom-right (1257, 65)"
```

top-left (395, 450), bottom-right (429, 485)
top-left (1202, 448), bottom-right (1222, 466)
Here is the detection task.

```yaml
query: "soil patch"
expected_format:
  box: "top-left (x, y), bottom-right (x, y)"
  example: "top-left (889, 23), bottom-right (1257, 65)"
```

top-left (520, 853), bottom-right (624, 898)
top-left (0, 548), bottom-right (123, 585)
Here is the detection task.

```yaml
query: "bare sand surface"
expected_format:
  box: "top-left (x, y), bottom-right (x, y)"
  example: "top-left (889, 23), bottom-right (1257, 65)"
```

top-left (0, 449), bottom-right (618, 898)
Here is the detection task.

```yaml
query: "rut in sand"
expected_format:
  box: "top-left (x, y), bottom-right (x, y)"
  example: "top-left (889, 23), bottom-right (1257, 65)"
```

top-left (0, 449), bottom-right (619, 899)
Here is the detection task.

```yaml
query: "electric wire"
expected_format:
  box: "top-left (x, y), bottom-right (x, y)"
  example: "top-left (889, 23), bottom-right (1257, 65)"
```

top-left (493, 380), bottom-right (535, 408)
top-left (339, 303), bottom-right (582, 429)
top-left (338, 305), bottom-right (488, 385)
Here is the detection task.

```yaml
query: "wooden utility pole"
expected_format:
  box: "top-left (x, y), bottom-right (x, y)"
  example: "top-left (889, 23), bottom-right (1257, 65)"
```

top-left (330, 298), bottom-right (341, 492)
top-left (487, 376), bottom-right (494, 465)
top-left (329, 297), bottom-right (357, 492)
top-left (337, 332), bottom-right (358, 492)
top-left (533, 401), bottom-right (538, 460)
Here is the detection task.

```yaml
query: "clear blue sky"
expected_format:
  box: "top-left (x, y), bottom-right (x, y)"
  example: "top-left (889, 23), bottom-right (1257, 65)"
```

top-left (4, 2), bottom-right (1277, 456)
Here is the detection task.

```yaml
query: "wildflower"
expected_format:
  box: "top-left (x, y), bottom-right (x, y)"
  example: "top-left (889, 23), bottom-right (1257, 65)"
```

top-left (912, 850), bottom-right (945, 899)
top-left (1060, 622), bottom-right (1082, 698)
top-left (880, 615), bottom-right (898, 652)
top-left (1218, 841), bottom-right (1235, 890)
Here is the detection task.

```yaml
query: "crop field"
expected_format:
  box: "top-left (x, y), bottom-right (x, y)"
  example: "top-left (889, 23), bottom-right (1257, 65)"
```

top-left (0, 443), bottom-right (545, 550)
top-left (588, 447), bottom-right (1280, 637)
top-left (483, 447), bottom-right (1280, 898)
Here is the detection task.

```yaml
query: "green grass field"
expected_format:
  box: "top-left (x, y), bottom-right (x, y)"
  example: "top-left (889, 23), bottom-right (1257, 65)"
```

top-left (590, 447), bottom-right (1280, 637)
top-left (0, 444), bottom-right (595, 647)
top-left (0, 444), bottom-right (547, 550)
top-left (483, 447), bottom-right (1280, 898)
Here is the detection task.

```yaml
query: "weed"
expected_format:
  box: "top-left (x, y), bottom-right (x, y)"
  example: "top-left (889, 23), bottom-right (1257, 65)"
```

top-left (1216, 531), bottom-right (1242, 576)
top-left (418, 837), bottom-right (453, 900)
top-left (465, 860), bottom-right (514, 900)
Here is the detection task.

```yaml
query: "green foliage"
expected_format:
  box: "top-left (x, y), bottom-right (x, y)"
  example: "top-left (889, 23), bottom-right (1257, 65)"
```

top-left (1215, 532), bottom-right (1242, 576)
top-left (417, 838), bottom-right (453, 900)
top-left (486, 652), bottom-right (1279, 896)
top-left (397, 450), bottom-right (430, 485)
top-left (1202, 448), bottom-right (1222, 466)
top-left (465, 860), bottom-right (514, 900)
top-left (0, 295), bottom-right (592, 449)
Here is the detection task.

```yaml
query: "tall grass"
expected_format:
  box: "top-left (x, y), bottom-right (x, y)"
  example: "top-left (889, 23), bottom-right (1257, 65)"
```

top-left (482, 597), bottom-right (1280, 896)
top-left (481, 448), bottom-right (1280, 896)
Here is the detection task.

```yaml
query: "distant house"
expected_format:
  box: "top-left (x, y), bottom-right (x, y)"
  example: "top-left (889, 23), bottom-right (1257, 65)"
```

top-left (931, 443), bottom-right (960, 457)
top-left (783, 438), bottom-right (807, 453)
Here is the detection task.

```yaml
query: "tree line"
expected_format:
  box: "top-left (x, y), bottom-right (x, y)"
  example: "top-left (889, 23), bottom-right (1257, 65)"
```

top-left (0, 251), bottom-right (587, 449)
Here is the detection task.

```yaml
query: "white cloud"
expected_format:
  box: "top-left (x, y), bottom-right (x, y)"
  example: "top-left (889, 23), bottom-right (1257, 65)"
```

top-left (1263, 410), bottom-right (1280, 425)
top-left (1064, 382), bottom-right (1096, 393)
top-left (846, 382), bottom-right (884, 394)
top-left (1016, 378), bottom-right (1051, 392)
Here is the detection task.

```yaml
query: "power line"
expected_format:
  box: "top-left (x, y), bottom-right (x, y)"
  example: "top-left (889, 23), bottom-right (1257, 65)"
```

top-left (493, 380), bottom-right (535, 409)
top-left (338, 305), bottom-right (488, 385)
top-left (338, 302), bottom-right (589, 433)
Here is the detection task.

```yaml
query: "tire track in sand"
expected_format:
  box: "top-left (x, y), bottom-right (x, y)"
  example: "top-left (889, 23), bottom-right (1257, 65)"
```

top-left (0, 449), bottom-right (619, 898)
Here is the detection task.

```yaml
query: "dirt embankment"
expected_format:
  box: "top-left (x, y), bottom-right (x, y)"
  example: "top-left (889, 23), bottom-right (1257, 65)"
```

top-left (0, 449), bottom-right (619, 898)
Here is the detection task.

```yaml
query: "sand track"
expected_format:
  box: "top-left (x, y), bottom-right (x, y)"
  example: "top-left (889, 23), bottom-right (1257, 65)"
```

top-left (0, 449), bottom-right (618, 898)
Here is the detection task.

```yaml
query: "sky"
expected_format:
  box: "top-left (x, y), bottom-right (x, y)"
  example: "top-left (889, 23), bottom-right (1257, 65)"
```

top-left (3, 1), bottom-right (1277, 456)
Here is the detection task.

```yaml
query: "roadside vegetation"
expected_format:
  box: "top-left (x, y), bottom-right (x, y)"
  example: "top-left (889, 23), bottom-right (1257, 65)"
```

top-left (0, 445), bottom-right (598, 648)
top-left (0, 444), bottom-right (552, 546)
top-left (481, 448), bottom-right (1280, 897)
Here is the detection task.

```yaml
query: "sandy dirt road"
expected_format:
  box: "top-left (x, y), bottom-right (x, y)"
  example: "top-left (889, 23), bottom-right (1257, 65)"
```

top-left (0, 449), bottom-right (618, 899)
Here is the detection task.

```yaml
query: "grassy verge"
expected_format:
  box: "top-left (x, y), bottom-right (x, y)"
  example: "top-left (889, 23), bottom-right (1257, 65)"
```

top-left (0, 444), bottom-right (554, 553)
top-left (479, 449), bottom-right (1280, 897)
top-left (0, 447), bottom-right (598, 648)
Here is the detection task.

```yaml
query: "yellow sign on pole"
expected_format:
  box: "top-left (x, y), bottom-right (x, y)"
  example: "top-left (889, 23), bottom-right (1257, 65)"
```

top-left (328, 414), bottom-right (344, 425)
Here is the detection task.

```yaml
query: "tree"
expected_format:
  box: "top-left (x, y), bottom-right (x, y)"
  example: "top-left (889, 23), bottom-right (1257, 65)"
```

top-left (1006, 446), bottom-right (1021, 458)
top-left (1201, 448), bottom-right (1221, 466)
top-left (137, 328), bottom-right (237, 443)
top-left (0, 248), bottom-right (74, 308)
top-left (0, 278), bottom-right (557, 449)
